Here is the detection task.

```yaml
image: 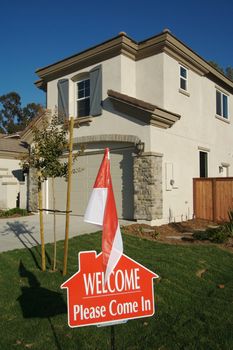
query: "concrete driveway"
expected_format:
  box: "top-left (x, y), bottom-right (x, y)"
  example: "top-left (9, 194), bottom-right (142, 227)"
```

top-left (0, 214), bottom-right (133, 253)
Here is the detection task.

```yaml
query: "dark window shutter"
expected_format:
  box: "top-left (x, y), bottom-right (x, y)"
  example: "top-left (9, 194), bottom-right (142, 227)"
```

top-left (57, 79), bottom-right (69, 120)
top-left (90, 65), bottom-right (102, 116)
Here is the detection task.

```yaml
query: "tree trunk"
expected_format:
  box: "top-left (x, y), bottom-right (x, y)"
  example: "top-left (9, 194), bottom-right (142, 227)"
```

top-left (52, 177), bottom-right (57, 271)
top-left (38, 173), bottom-right (46, 271)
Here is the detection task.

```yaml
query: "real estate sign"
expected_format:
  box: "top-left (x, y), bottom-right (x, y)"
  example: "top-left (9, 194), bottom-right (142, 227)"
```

top-left (61, 251), bottom-right (159, 327)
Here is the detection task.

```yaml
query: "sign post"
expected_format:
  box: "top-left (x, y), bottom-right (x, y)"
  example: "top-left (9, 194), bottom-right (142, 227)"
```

top-left (61, 148), bottom-right (159, 348)
top-left (111, 325), bottom-right (115, 350)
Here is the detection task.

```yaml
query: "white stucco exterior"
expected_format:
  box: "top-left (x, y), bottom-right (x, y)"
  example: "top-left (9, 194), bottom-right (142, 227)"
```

top-left (0, 158), bottom-right (23, 209)
top-left (40, 32), bottom-right (233, 225)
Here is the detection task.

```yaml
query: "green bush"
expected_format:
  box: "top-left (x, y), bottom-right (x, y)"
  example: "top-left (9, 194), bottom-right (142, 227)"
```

top-left (193, 229), bottom-right (210, 241)
top-left (209, 228), bottom-right (230, 243)
top-left (193, 224), bottom-right (232, 243)
top-left (224, 210), bottom-right (233, 237)
top-left (0, 208), bottom-right (29, 218)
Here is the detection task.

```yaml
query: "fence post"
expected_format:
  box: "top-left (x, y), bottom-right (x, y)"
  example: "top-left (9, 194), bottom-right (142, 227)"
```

top-left (193, 178), bottom-right (196, 219)
top-left (212, 178), bottom-right (217, 222)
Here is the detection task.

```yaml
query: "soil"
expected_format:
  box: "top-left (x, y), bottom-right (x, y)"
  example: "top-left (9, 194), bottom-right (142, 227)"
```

top-left (122, 219), bottom-right (233, 252)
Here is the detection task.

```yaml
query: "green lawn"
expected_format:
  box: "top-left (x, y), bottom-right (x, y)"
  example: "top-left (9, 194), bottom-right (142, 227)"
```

top-left (0, 232), bottom-right (232, 350)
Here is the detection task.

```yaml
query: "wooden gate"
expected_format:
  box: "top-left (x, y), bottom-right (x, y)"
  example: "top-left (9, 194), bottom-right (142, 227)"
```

top-left (193, 177), bottom-right (233, 222)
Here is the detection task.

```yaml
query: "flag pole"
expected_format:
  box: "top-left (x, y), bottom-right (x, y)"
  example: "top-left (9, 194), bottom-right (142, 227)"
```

top-left (63, 116), bottom-right (74, 276)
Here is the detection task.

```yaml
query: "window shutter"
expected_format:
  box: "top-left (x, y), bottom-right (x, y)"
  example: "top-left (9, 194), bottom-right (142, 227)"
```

top-left (90, 65), bottom-right (102, 116)
top-left (57, 79), bottom-right (69, 119)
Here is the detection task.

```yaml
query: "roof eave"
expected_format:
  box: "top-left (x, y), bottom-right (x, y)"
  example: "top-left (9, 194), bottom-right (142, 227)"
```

top-left (108, 90), bottom-right (181, 129)
top-left (36, 35), bottom-right (137, 84)
top-left (35, 31), bottom-right (233, 93)
top-left (35, 79), bottom-right (47, 91)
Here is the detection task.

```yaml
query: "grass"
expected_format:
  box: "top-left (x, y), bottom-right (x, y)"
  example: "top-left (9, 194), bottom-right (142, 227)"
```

top-left (0, 232), bottom-right (232, 350)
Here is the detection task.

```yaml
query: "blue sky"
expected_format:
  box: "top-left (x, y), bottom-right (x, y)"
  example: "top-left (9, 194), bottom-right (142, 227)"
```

top-left (0, 0), bottom-right (232, 107)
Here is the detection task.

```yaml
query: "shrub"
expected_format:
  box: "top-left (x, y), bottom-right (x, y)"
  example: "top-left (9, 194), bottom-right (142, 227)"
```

top-left (193, 213), bottom-right (233, 244)
top-left (193, 229), bottom-right (210, 241)
top-left (208, 228), bottom-right (230, 243)
top-left (224, 210), bottom-right (233, 237)
top-left (0, 208), bottom-right (29, 217)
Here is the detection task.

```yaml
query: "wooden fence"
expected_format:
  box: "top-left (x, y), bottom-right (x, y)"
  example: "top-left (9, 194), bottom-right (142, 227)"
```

top-left (193, 177), bottom-right (233, 222)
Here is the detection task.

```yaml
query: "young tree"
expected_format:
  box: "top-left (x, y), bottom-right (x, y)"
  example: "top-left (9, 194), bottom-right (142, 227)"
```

top-left (209, 61), bottom-right (233, 81)
top-left (21, 113), bottom-right (80, 271)
top-left (208, 61), bottom-right (225, 75)
top-left (0, 92), bottom-right (43, 134)
top-left (226, 67), bottom-right (233, 81)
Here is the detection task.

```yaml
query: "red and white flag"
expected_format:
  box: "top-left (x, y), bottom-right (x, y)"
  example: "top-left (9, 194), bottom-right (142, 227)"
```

top-left (84, 148), bottom-right (123, 282)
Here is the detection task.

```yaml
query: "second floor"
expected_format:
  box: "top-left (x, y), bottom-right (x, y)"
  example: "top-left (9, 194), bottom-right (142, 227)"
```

top-left (35, 30), bottom-right (233, 143)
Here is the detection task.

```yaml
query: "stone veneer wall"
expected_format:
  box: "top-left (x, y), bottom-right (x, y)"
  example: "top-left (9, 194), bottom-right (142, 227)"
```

top-left (28, 168), bottom-right (38, 211)
top-left (133, 152), bottom-right (163, 221)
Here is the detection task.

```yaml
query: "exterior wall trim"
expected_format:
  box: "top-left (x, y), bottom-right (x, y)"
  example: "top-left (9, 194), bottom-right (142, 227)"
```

top-left (73, 134), bottom-right (140, 145)
top-left (138, 151), bottom-right (163, 157)
top-left (198, 146), bottom-right (211, 152)
top-left (35, 31), bottom-right (233, 93)
top-left (108, 89), bottom-right (181, 129)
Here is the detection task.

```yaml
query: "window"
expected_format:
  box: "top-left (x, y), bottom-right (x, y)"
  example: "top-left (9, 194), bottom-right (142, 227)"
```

top-left (180, 66), bottom-right (188, 91)
top-left (199, 151), bottom-right (208, 178)
top-left (216, 90), bottom-right (228, 119)
top-left (76, 79), bottom-right (90, 117)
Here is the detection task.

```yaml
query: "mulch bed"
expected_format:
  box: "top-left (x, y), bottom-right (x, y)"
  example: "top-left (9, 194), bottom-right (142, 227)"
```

top-left (122, 219), bottom-right (233, 252)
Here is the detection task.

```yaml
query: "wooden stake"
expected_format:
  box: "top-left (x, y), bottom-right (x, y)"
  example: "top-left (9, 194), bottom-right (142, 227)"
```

top-left (52, 177), bottom-right (57, 271)
top-left (38, 173), bottom-right (46, 271)
top-left (63, 117), bottom-right (74, 276)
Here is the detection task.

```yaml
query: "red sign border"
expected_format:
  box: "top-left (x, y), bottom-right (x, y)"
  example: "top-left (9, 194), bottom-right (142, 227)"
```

top-left (61, 250), bottom-right (159, 328)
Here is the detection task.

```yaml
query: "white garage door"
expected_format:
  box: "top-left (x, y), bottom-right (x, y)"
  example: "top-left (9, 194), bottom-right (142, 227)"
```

top-left (48, 148), bottom-right (134, 219)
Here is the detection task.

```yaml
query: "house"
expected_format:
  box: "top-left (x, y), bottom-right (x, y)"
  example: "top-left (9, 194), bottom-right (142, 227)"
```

top-left (0, 134), bottom-right (27, 209)
top-left (34, 29), bottom-right (233, 225)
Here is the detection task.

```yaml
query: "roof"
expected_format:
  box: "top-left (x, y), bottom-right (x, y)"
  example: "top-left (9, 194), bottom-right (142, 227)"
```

top-left (0, 138), bottom-right (28, 154)
top-left (107, 89), bottom-right (181, 129)
top-left (20, 110), bottom-right (50, 141)
top-left (0, 111), bottom-right (49, 152)
top-left (108, 90), bottom-right (157, 111)
top-left (35, 30), bottom-right (233, 93)
top-left (2, 132), bottom-right (21, 139)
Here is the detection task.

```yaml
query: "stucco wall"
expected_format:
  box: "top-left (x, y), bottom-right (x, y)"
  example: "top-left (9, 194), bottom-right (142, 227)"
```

top-left (136, 53), bottom-right (164, 107)
top-left (121, 55), bottom-right (136, 96)
top-left (45, 50), bottom-right (233, 224)
top-left (148, 53), bottom-right (233, 223)
top-left (0, 158), bottom-right (23, 177)
top-left (47, 55), bottom-right (122, 114)
top-left (46, 55), bottom-right (151, 149)
top-left (0, 158), bottom-right (23, 209)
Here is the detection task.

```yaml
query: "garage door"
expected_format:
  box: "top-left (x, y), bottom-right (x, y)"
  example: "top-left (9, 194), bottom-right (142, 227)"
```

top-left (48, 148), bottom-right (134, 219)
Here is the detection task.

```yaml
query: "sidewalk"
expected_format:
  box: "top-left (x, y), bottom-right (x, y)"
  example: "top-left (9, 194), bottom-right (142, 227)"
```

top-left (0, 214), bottom-right (133, 253)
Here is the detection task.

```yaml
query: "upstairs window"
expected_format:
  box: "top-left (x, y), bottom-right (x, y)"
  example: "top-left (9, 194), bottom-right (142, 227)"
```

top-left (76, 79), bottom-right (90, 117)
top-left (216, 90), bottom-right (228, 119)
top-left (180, 66), bottom-right (188, 91)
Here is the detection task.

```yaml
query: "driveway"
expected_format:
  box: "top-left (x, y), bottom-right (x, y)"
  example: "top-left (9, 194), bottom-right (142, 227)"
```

top-left (0, 214), bottom-right (133, 253)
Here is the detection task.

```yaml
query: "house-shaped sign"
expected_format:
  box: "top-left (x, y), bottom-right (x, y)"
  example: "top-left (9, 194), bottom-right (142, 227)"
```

top-left (61, 251), bottom-right (159, 327)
